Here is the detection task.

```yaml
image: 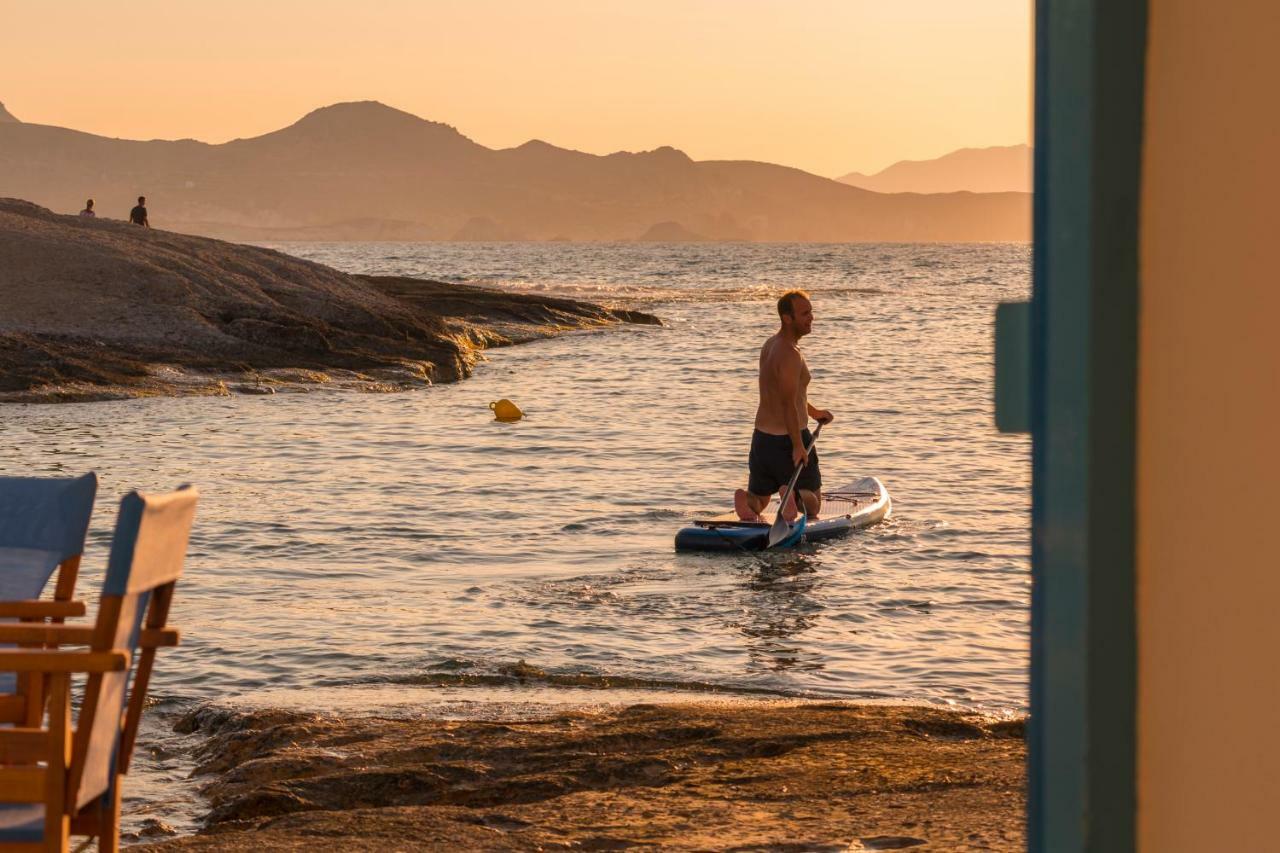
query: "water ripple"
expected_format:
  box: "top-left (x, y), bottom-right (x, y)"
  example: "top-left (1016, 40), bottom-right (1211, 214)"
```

top-left (1, 242), bottom-right (1031, 716)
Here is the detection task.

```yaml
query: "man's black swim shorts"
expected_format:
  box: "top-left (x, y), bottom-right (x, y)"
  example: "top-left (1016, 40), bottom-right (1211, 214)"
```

top-left (748, 428), bottom-right (821, 497)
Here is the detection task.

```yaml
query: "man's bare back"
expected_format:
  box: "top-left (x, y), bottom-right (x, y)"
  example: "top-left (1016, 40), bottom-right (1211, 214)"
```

top-left (734, 291), bottom-right (833, 523)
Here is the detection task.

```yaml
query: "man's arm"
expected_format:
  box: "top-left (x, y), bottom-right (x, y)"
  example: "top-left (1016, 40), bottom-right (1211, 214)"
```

top-left (807, 402), bottom-right (833, 424)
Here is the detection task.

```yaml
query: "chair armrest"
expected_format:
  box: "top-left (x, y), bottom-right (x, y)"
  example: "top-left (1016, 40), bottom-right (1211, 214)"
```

top-left (0, 600), bottom-right (86, 618)
top-left (0, 767), bottom-right (45, 802)
top-left (0, 625), bottom-right (94, 645)
top-left (0, 650), bottom-right (129, 673)
top-left (0, 626), bottom-right (177, 647)
top-left (140, 628), bottom-right (180, 647)
top-left (0, 728), bottom-right (56, 764)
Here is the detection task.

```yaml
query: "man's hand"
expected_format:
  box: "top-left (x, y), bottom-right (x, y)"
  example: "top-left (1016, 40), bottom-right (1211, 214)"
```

top-left (792, 445), bottom-right (810, 467)
top-left (813, 409), bottom-right (834, 425)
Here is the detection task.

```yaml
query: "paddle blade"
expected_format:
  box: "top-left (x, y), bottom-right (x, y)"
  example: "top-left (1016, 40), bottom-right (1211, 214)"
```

top-left (765, 423), bottom-right (821, 549)
top-left (767, 511), bottom-right (806, 549)
top-left (766, 511), bottom-right (789, 547)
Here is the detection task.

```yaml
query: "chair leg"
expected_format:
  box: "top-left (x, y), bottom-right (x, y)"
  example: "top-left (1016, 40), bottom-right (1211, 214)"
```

top-left (42, 812), bottom-right (68, 852)
top-left (42, 822), bottom-right (68, 853)
top-left (24, 671), bottom-right (44, 727)
top-left (43, 674), bottom-right (71, 852)
top-left (97, 784), bottom-right (122, 853)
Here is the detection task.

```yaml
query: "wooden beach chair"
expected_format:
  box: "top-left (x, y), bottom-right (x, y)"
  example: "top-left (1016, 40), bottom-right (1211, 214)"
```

top-left (0, 486), bottom-right (197, 852)
top-left (0, 474), bottom-right (97, 726)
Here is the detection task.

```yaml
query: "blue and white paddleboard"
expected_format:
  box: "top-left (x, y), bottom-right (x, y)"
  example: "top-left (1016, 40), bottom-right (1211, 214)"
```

top-left (674, 477), bottom-right (892, 552)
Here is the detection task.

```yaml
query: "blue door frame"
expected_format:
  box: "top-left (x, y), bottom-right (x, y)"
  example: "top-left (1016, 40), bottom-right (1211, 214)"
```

top-left (998, 1), bottom-right (1147, 850)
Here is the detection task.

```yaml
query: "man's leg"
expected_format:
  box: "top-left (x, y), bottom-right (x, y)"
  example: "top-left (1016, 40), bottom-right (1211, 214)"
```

top-left (734, 489), bottom-right (771, 522)
top-left (796, 488), bottom-right (822, 519)
top-left (779, 488), bottom-right (800, 522)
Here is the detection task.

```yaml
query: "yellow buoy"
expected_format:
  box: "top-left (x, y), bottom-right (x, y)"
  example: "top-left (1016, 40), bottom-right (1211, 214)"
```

top-left (490, 398), bottom-right (524, 422)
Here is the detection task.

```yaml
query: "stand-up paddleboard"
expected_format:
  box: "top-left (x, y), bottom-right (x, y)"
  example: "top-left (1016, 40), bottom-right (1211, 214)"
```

top-left (674, 477), bottom-right (892, 552)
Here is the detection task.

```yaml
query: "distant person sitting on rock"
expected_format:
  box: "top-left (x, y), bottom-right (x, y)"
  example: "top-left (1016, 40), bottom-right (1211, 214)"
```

top-left (79, 199), bottom-right (96, 217)
top-left (129, 196), bottom-right (150, 227)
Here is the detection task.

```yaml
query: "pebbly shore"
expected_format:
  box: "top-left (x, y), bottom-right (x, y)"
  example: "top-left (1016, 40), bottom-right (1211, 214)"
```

top-left (0, 199), bottom-right (658, 403)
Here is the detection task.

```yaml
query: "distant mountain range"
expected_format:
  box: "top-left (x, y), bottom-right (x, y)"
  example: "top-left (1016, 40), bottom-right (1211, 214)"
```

top-left (0, 101), bottom-right (1029, 241)
top-left (838, 144), bottom-right (1031, 194)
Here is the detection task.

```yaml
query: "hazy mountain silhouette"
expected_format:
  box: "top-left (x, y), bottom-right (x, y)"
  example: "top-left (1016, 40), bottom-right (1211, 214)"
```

top-left (838, 144), bottom-right (1031, 194)
top-left (0, 102), bottom-right (19, 123)
top-left (639, 221), bottom-right (708, 242)
top-left (0, 101), bottom-right (1029, 241)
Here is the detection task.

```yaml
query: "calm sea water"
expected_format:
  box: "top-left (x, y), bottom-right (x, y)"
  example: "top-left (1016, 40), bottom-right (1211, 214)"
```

top-left (1, 241), bottom-right (1030, 829)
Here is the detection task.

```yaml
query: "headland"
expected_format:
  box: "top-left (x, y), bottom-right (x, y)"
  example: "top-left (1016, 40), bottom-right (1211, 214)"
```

top-left (0, 199), bottom-right (658, 403)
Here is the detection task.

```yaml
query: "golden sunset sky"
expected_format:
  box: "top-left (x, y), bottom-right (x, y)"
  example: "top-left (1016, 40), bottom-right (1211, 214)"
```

top-left (0, 0), bottom-right (1030, 177)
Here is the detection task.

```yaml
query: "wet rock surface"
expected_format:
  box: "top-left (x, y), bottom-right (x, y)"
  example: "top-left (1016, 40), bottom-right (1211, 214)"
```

top-left (145, 700), bottom-right (1025, 851)
top-left (0, 199), bottom-right (658, 403)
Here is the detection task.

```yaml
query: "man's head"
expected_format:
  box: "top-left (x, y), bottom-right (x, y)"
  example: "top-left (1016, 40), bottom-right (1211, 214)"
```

top-left (137, 196), bottom-right (146, 205)
top-left (777, 289), bottom-right (813, 338)
top-left (85, 199), bottom-right (93, 210)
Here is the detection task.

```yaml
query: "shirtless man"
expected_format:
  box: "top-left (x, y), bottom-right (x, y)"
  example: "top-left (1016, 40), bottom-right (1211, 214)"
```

top-left (734, 290), bottom-right (833, 522)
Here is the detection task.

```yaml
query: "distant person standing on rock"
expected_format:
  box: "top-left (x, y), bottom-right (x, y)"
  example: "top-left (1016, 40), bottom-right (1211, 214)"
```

top-left (129, 196), bottom-right (150, 227)
top-left (79, 199), bottom-right (95, 217)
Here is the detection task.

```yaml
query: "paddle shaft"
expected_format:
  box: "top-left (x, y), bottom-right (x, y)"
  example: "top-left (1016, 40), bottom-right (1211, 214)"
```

top-left (767, 421), bottom-right (823, 547)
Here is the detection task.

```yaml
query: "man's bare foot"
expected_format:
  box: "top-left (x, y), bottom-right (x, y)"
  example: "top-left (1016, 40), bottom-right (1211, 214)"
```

top-left (734, 489), bottom-right (762, 522)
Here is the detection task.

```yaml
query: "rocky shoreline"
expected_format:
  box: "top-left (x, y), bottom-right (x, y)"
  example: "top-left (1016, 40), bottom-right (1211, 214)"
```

top-left (140, 699), bottom-right (1026, 851)
top-left (0, 199), bottom-right (658, 403)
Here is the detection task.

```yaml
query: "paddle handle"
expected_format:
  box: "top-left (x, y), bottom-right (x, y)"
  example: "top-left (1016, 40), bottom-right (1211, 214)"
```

top-left (780, 421), bottom-right (822, 505)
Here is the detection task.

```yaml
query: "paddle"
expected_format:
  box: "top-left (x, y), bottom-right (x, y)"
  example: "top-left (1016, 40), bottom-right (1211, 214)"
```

top-left (766, 421), bottom-right (823, 548)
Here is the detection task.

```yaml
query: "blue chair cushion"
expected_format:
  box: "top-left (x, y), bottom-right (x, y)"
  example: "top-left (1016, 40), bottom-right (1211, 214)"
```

top-left (0, 548), bottom-right (61, 601)
top-left (0, 473), bottom-right (97, 562)
top-left (0, 548), bottom-right (64, 695)
top-left (0, 802), bottom-right (43, 842)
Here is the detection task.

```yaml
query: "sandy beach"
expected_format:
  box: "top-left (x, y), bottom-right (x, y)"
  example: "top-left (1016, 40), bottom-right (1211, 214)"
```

top-left (140, 699), bottom-right (1025, 851)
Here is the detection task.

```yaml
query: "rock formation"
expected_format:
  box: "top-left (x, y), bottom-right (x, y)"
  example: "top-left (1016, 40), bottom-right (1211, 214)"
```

top-left (141, 700), bottom-right (1026, 850)
top-left (0, 199), bottom-right (657, 402)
